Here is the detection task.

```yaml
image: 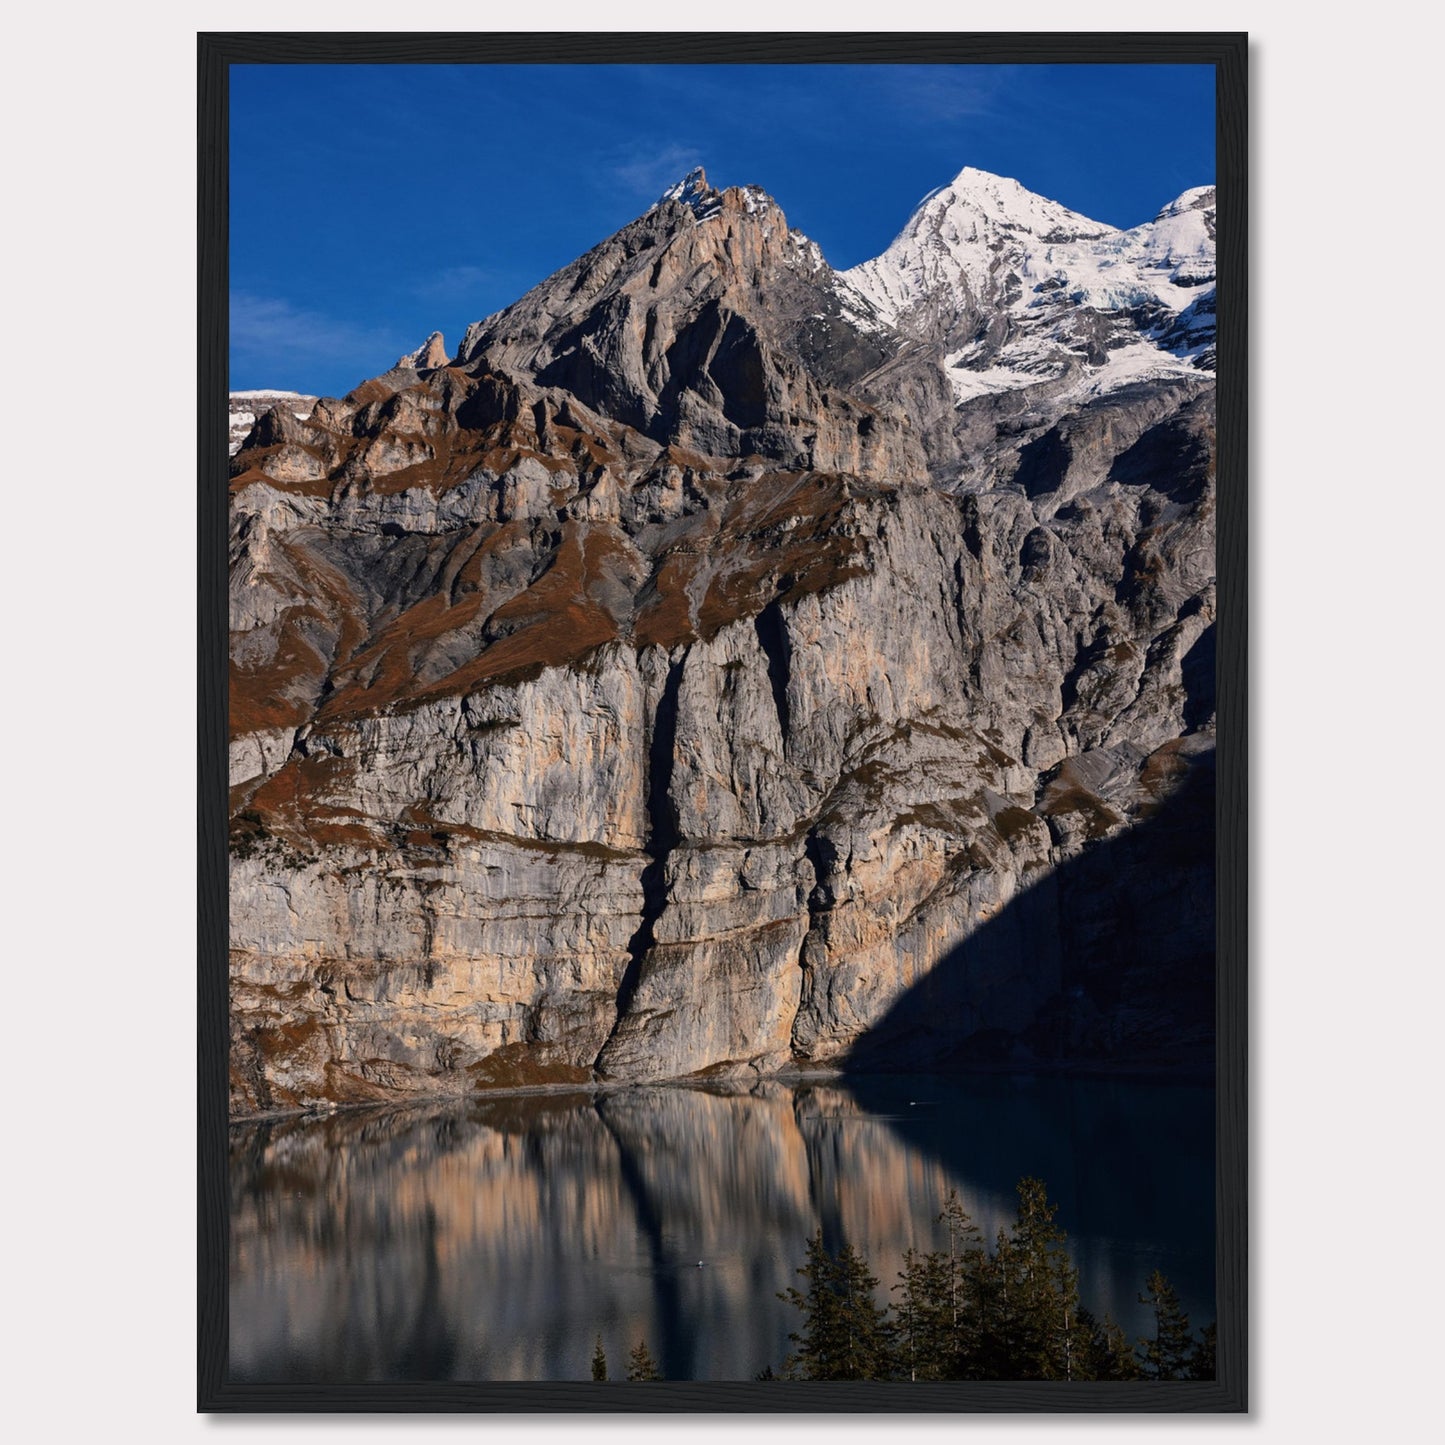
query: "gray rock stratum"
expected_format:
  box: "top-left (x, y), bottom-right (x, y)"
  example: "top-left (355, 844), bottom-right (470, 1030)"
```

top-left (228, 166), bottom-right (1217, 1114)
top-left (230, 390), bottom-right (317, 456)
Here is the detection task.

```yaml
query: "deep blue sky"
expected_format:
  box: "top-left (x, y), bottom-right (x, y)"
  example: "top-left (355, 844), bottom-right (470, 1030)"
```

top-left (231, 64), bottom-right (1215, 396)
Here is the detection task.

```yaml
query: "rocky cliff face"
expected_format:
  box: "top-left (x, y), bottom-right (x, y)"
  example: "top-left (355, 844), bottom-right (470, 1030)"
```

top-left (230, 390), bottom-right (317, 456)
top-left (228, 166), bottom-right (1216, 1114)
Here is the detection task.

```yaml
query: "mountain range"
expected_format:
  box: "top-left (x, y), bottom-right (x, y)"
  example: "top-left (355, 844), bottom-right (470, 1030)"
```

top-left (227, 164), bottom-right (1217, 1113)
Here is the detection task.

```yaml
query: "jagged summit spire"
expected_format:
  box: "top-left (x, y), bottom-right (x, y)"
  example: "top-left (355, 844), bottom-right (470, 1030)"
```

top-left (654, 166), bottom-right (722, 221)
top-left (659, 165), bottom-right (709, 203)
top-left (395, 330), bottom-right (448, 371)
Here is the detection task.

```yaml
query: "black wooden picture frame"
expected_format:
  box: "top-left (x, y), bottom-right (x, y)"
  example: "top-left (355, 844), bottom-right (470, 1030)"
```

top-left (199, 29), bottom-right (1247, 1413)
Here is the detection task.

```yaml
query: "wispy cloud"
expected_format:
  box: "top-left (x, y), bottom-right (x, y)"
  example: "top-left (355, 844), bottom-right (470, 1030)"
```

top-left (860, 66), bottom-right (1016, 125)
top-left (607, 142), bottom-right (705, 200)
top-left (410, 264), bottom-right (493, 300)
top-left (230, 291), bottom-right (406, 375)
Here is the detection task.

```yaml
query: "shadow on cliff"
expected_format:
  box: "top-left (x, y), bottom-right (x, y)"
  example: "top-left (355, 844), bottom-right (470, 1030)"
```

top-left (842, 748), bottom-right (1216, 1081)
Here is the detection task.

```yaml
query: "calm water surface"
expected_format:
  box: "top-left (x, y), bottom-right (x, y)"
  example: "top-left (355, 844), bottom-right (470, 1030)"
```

top-left (229, 1074), bottom-right (1213, 1381)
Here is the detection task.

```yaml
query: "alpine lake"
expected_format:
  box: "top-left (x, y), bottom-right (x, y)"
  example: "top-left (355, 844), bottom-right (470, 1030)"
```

top-left (229, 1072), bottom-right (1214, 1382)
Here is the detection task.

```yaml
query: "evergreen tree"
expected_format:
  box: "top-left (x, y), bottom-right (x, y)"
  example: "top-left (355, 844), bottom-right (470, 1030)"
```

top-left (780, 1229), bottom-right (896, 1380)
top-left (1076, 1308), bottom-right (1141, 1381)
top-left (1136, 1270), bottom-right (1194, 1380)
top-left (1188, 1321), bottom-right (1217, 1380)
top-left (626, 1339), bottom-right (661, 1381)
top-left (1007, 1177), bottom-right (1081, 1379)
top-left (967, 1226), bottom-right (1020, 1379)
top-left (894, 1195), bottom-right (1028, 1382)
top-left (893, 1247), bottom-right (947, 1381)
top-left (590, 1336), bottom-right (608, 1382)
top-left (765, 1176), bottom-right (1198, 1385)
top-left (1044, 1246), bottom-right (1084, 1380)
top-left (936, 1190), bottom-right (984, 1373)
top-left (890, 1191), bottom-right (987, 1379)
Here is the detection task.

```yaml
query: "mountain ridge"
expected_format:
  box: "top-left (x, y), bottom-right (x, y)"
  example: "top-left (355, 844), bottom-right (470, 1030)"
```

top-left (834, 166), bottom-right (1214, 413)
top-left (227, 160), bottom-right (1217, 1113)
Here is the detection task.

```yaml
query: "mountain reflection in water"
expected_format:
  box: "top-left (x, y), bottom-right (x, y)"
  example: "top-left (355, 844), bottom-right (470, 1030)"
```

top-left (229, 1074), bottom-right (1213, 1382)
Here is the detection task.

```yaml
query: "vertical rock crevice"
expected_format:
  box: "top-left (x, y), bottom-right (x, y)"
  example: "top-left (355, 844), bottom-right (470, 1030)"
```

top-left (789, 828), bottom-right (839, 1058)
top-left (603, 648), bottom-right (689, 1044)
top-left (753, 599), bottom-right (792, 747)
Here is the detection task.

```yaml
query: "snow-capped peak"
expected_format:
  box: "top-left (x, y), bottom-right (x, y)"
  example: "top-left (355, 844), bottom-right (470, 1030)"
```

top-left (837, 168), bottom-right (1123, 334)
top-left (654, 166), bottom-right (722, 221)
top-left (1125, 188), bottom-right (1215, 288)
top-left (936, 166), bottom-right (1117, 242)
top-left (1154, 185), bottom-right (1216, 220)
top-left (835, 164), bottom-right (1216, 408)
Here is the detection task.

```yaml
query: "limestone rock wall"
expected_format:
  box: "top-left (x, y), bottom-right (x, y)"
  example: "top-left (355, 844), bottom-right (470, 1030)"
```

top-left (227, 171), bottom-right (1217, 1114)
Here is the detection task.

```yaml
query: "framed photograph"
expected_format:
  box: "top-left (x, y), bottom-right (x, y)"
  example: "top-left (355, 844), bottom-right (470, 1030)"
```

top-left (200, 31), bottom-right (1246, 1412)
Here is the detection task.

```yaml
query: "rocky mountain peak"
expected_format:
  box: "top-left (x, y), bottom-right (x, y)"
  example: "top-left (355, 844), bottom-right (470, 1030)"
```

top-left (395, 330), bottom-right (449, 371)
top-left (227, 156), bottom-right (1220, 1111)
top-left (653, 167), bottom-right (785, 231)
top-left (439, 163), bottom-right (919, 479)
top-left (655, 165), bottom-right (722, 220)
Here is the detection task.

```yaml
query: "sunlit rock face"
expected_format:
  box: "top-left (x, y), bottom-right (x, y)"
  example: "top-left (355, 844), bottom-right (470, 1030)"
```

top-left (229, 391), bottom-right (317, 456)
top-left (228, 167), bottom-right (1216, 1113)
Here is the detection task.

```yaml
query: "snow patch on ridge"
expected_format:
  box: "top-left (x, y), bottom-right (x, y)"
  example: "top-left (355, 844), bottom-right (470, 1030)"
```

top-left (945, 340), bottom-right (1066, 401)
top-left (1063, 342), bottom-right (1205, 404)
top-left (229, 391), bottom-right (317, 455)
top-left (654, 166), bottom-right (722, 222)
